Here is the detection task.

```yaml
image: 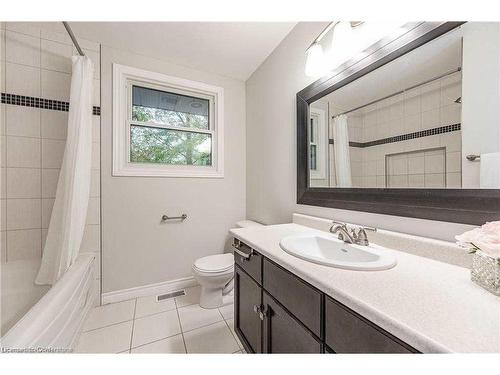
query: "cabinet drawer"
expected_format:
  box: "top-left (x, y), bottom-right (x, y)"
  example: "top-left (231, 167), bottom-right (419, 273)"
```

top-left (263, 292), bottom-right (322, 353)
top-left (233, 240), bottom-right (262, 284)
top-left (263, 259), bottom-right (322, 338)
top-left (325, 297), bottom-right (417, 353)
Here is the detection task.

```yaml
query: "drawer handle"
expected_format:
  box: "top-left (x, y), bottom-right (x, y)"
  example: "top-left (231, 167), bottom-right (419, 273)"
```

top-left (253, 304), bottom-right (261, 314)
top-left (232, 243), bottom-right (253, 261)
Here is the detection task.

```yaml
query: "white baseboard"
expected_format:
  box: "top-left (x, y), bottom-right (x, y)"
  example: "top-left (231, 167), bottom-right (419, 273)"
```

top-left (101, 276), bottom-right (198, 305)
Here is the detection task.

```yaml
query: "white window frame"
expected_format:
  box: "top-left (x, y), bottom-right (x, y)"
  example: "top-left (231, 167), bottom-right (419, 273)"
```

top-left (113, 63), bottom-right (224, 178)
top-left (309, 107), bottom-right (327, 180)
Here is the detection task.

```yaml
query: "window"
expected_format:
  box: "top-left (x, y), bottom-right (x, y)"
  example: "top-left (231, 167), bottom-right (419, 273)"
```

top-left (113, 64), bottom-right (224, 177)
top-left (309, 107), bottom-right (327, 180)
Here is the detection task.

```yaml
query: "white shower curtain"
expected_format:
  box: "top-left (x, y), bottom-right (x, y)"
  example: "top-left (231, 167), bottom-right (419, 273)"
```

top-left (36, 56), bottom-right (94, 285)
top-left (333, 114), bottom-right (352, 188)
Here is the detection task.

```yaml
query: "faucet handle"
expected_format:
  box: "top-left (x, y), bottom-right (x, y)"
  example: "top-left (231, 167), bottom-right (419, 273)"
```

top-left (355, 226), bottom-right (376, 246)
top-left (329, 221), bottom-right (346, 233)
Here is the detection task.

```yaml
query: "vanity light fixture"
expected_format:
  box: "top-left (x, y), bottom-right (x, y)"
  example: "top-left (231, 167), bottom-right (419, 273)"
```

top-left (305, 21), bottom-right (364, 78)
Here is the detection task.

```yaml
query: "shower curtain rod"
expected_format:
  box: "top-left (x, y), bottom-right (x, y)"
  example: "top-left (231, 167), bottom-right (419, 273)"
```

top-left (62, 21), bottom-right (85, 56)
top-left (331, 67), bottom-right (462, 118)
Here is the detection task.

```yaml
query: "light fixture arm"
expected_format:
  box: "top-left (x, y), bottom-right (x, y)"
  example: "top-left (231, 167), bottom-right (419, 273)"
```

top-left (306, 21), bottom-right (364, 51)
top-left (306, 22), bottom-right (338, 51)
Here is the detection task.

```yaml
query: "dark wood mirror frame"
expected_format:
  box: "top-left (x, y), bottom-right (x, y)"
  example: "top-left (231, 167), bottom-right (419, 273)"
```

top-left (297, 21), bottom-right (500, 225)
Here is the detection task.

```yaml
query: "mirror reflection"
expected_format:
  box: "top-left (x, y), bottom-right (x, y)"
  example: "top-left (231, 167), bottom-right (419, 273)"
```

top-left (309, 23), bottom-right (500, 189)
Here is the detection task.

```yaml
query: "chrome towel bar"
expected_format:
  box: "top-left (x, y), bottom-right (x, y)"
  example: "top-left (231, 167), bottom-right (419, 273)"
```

top-left (466, 155), bottom-right (481, 162)
top-left (161, 214), bottom-right (188, 222)
top-left (232, 243), bottom-right (253, 260)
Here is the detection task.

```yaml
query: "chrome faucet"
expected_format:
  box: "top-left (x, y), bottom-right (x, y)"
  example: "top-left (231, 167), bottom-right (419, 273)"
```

top-left (330, 222), bottom-right (356, 244)
top-left (329, 221), bottom-right (376, 246)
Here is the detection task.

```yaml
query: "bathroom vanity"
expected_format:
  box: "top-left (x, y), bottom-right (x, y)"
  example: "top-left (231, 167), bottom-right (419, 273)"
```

top-left (233, 240), bottom-right (417, 353)
top-left (230, 220), bottom-right (500, 353)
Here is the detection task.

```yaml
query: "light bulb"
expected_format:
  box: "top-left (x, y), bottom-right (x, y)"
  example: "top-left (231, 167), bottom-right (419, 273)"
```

top-left (305, 42), bottom-right (326, 78)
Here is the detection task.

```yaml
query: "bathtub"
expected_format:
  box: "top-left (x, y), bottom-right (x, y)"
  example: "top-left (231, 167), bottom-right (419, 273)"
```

top-left (1, 253), bottom-right (96, 351)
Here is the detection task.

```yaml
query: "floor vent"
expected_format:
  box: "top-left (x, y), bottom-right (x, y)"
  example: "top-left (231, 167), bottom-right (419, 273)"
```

top-left (156, 290), bottom-right (185, 302)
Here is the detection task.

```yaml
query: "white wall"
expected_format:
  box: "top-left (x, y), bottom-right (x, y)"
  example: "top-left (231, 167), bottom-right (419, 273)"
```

top-left (101, 46), bottom-right (246, 293)
top-left (461, 22), bottom-right (500, 187)
top-left (246, 22), bottom-right (476, 242)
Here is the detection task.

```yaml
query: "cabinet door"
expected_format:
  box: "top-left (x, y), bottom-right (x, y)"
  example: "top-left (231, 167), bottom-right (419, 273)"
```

top-left (262, 292), bottom-right (322, 353)
top-left (325, 297), bottom-right (417, 353)
top-left (234, 266), bottom-right (262, 353)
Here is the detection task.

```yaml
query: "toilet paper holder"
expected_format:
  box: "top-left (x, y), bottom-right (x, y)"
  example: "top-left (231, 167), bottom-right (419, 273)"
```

top-left (466, 154), bottom-right (481, 162)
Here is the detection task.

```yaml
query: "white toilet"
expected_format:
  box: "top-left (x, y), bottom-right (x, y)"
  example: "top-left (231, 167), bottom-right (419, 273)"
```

top-left (192, 220), bottom-right (263, 308)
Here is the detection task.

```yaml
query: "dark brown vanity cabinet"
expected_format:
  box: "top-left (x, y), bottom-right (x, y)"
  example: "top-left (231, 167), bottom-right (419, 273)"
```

top-left (234, 264), bottom-right (322, 354)
top-left (325, 297), bottom-right (417, 353)
top-left (262, 292), bottom-right (322, 353)
top-left (234, 266), bottom-right (262, 353)
top-left (233, 239), bottom-right (420, 354)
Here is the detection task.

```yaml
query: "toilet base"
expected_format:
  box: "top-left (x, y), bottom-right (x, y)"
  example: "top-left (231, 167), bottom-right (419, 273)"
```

top-left (199, 278), bottom-right (234, 309)
top-left (199, 286), bottom-right (223, 309)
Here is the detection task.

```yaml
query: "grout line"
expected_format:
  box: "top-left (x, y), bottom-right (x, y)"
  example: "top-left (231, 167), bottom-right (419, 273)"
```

top-left (38, 33), bottom-right (42, 259)
top-left (128, 298), bottom-right (137, 352)
top-left (174, 297), bottom-right (188, 354)
top-left (97, 43), bottom-right (102, 307)
top-left (3, 53), bottom-right (7, 261)
top-left (129, 333), bottom-right (184, 352)
top-left (82, 318), bottom-right (134, 333)
top-left (222, 314), bottom-right (241, 349)
top-left (133, 306), bottom-right (177, 321)
top-left (180, 314), bottom-right (228, 335)
top-left (4, 133), bottom-right (68, 141)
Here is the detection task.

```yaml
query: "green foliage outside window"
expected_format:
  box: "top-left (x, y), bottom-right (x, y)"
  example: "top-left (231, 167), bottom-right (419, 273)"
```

top-left (130, 105), bottom-right (212, 166)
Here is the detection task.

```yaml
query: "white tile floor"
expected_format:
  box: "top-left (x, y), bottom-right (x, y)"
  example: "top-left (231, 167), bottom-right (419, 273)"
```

top-left (75, 286), bottom-right (244, 354)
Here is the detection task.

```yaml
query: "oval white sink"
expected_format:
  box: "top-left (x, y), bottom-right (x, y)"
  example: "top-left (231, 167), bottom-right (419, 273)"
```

top-left (279, 233), bottom-right (397, 271)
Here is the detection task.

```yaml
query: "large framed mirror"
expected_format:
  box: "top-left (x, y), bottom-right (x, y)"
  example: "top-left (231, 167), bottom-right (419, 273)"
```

top-left (297, 22), bottom-right (500, 225)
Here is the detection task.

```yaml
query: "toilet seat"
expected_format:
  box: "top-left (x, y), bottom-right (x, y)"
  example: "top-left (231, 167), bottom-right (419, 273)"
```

top-left (193, 253), bottom-right (234, 274)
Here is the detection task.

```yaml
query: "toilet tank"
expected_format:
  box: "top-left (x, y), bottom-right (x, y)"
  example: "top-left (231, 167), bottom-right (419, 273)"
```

top-left (236, 220), bottom-right (263, 228)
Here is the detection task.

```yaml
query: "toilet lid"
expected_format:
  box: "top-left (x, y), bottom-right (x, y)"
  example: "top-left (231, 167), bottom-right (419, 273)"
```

top-left (194, 253), bottom-right (234, 273)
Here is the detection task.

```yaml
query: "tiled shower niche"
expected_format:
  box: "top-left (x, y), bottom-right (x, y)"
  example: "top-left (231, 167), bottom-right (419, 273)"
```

top-left (386, 147), bottom-right (450, 188)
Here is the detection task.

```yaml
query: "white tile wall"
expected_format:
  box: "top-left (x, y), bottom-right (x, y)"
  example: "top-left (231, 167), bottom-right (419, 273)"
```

top-left (386, 148), bottom-right (448, 189)
top-left (41, 168), bottom-right (59, 198)
top-left (6, 198), bottom-right (41, 230)
top-left (1, 23), bottom-right (101, 312)
top-left (5, 63), bottom-right (41, 97)
top-left (0, 168), bottom-right (5, 199)
top-left (6, 228), bottom-right (41, 261)
top-left (41, 39), bottom-right (73, 73)
top-left (41, 70), bottom-right (71, 101)
top-left (6, 136), bottom-right (40, 168)
top-left (6, 168), bottom-right (41, 198)
top-left (342, 72), bottom-right (462, 188)
top-left (6, 105), bottom-right (40, 137)
top-left (41, 110), bottom-right (68, 139)
top-left (41, 139), bottom-right (65, 168)
top-left (5, 30), bottom-right (40, 67)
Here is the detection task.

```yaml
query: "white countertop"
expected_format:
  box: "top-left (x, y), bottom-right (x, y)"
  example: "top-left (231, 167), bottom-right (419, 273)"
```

top-left (230, 223), bottom-right (500, 353)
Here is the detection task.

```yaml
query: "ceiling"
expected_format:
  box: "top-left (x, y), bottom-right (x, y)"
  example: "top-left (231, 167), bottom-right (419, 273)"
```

top-left (50, 22), bottom-right (296, 81)
top-left (313, 26), bottom-right (463, 114)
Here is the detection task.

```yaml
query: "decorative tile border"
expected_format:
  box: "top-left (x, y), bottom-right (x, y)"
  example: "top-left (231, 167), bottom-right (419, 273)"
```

top-left (329, 123), bottom-right (461, 148)
top-left (1, 93), bottom-right (101, 116)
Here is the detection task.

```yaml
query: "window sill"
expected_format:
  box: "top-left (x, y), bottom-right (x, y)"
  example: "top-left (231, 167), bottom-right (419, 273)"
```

top-left (112, 163), bottom-right (224, 178)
